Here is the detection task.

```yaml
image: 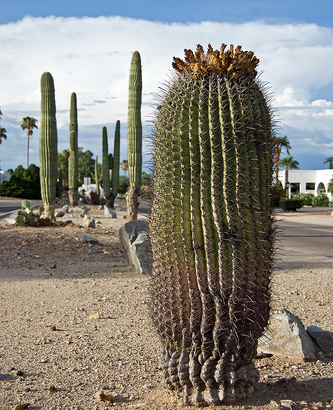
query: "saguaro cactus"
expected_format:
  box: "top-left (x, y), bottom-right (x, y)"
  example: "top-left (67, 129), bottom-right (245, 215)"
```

top-left (126, 51), bottom-right (142, 220)
top-left (95, 155), bottom-right (100, 196)
top-left (149, 44), bottom-right (275, 405)
top-left (68, 92), bottom-right (79, 206)
top-left (102, 126), bottom-right (111, 201)
top-left (39, 72), bottom-right (58, 219)
top-left (111, 120), bottom-right (121, 199)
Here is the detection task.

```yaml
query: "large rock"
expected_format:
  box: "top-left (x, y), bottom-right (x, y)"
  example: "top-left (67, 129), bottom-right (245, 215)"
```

top-left (257, 309), bottom-right (318, 361)
top-left (119, 219), bottom-right (152, 275)
top-left (307, 326), bottom-right (333, 357)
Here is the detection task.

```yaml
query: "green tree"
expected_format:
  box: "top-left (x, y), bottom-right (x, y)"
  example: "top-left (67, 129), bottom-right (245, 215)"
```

top-left (121, 159), bottom-right (128, 176)
top-left (273, 135), bottom-right (291, 183)
top-left (21, 116), bottom-right (38, 168)
top-left (78, 148), bottom-right (94, 185)
top-left (328, 179), bottom-right (333, 194)
top-left (0, 109), bottom-right (7, 145)
top-left (323, 157), bottom-right (333, 169)
top-left (280, 156), bottom-right (299, 198)
top-left (0, 164), bottom-right (41, 199)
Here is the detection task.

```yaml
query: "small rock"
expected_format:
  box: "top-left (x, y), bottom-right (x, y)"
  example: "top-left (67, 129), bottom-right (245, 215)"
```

top-left (95, 390), bottom-right (114, 402)
top-left (83, 214), bottom-right (96, 228)
top-left (50, 263), bottom-right (56, 269)
top-left (104, 207), bottom-right (117, 218)
top-left (73, 206), bottom-right (89, 217)
top-left (14, 404), bottom-right (30, 410)
top-left (49, 326), bottom-right (57, 331)
top-left (82, 235), bottom-right (98, 244)
top-left (55, 210), bottom-right (65, 218)
top-left (5, 218), bottom-right (16, 225)
top-left (307, 326), bottom-right (333, 357)
top-left (89, 313), bottom-right (100, 320)
top-left (280, 399), bottom-right (294, 409)
top-left (48, 385), bottom-right (57, 392)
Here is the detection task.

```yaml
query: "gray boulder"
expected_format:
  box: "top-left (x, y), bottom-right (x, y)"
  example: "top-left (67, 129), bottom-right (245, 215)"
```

top-left (307, 326), bottom-right (333, 357)
top-left (257, 309), bottom-right (318, 361)
top-left (119, 219), bottom-right (152, 275)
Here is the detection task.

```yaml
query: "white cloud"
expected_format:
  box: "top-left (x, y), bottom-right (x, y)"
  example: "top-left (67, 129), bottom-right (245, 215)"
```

top-left (0, 16), bottom-right (333, 171)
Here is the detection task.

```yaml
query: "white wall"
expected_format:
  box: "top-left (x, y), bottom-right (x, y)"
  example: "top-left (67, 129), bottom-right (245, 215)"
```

top-left (278, 169), bottom-right (333, 199)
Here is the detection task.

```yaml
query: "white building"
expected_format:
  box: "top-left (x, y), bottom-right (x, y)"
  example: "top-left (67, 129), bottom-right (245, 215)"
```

top-left (278, 169), bottom-right (333, 199)
top-left (0, 169), bottom-right (11, 185)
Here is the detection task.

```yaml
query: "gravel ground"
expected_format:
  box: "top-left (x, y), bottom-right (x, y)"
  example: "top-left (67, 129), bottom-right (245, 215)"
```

top-left (0, 201), bottom-right (332, 410)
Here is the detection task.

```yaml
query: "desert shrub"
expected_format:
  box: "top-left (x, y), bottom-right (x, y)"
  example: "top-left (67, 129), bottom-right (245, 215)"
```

top-left (279, 198), bottom-right (303, 211)
top-left (294, 193), bottom-right (315, 206)
top-left (313, 193), bottom-right (330, 207)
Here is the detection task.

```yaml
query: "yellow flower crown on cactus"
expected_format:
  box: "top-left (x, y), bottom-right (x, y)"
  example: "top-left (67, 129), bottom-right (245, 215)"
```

top-left (172, 43), bottom-right (259, 80)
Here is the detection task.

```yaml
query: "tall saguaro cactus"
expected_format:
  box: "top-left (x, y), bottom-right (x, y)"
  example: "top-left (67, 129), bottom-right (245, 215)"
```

top-left (95, 155), bottom-right (100, 196)
top-left (68, 92), bottom-right (79, 206)
top-left (111, 120), bottom-right (121, 200)
top-left (126, 51), bottom-right (142, 220)
top-left (102, 126), bottom-right (111, 201)
top-left (39, 72), bottom-right (58, 219)
top-left (150, 44), bottom-right (275, 405)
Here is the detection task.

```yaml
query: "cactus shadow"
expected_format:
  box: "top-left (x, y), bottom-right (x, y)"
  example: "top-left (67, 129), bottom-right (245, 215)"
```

top-left (245, 376), bottom-right (333, 407)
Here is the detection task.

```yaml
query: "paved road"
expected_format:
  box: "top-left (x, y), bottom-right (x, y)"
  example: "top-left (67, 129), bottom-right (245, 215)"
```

top-left (0, 199), bottom-right (42, 219)
top-left (276, 218), bottom-right (333, 270)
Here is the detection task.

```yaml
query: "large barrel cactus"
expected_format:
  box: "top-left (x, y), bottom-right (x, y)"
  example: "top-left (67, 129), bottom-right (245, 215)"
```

top-left (68, 92), bottom-right (79, 207)
top-left (149, 44), bottom-right (275, 405)
top-left (126, 51), bottom-right (142, 221)
top-left (39, 72), bottom-right (58, 219)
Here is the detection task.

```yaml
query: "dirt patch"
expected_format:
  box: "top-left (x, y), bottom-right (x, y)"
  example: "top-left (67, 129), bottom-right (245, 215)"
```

top-left (0, 202), bottom-right (332, 409)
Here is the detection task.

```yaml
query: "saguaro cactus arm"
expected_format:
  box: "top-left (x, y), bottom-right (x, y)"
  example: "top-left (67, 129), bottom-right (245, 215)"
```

top-left (150, 44), bottom-right (275, 406)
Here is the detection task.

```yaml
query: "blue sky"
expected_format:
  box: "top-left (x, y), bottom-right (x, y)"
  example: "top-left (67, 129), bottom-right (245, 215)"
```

top-left (0, 0), bottom-right (333, 172)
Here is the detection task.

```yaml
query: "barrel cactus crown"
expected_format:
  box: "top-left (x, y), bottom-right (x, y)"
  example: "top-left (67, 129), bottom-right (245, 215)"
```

top-left (149, 44), bottom-right (275, 405)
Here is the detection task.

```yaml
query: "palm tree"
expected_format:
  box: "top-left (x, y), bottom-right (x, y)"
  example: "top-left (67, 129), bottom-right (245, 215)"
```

top-left (0, 108), bottom-right (7, 145)
top-left (21, 116), bottom-right (38, 168)
top-left (273, 135), bottom-right (291, 183)
top-left (323, 157), bottom-right (333, 169)
top-left (0, 127), bottom-right (7, 144)
top-left (328, 179), bottom-right (333, 194)
top-left (121, 159), bottom-right (128, 176)
top-left (279, 156), bottom-right (299, 198)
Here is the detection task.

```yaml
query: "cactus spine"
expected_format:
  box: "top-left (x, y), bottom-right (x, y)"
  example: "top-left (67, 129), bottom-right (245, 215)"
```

top-left (95, 155), bottom-right (100, 196)
top-left (111, 120), bottom-right (121, 199)
top-left (126, 51), bottom-right (142, 221)
top-left (150, 44), bottom-right (275, 405)
top-left (102, 126), bottom-right (111, 200)
top-left (39, 72), bottom-right (58, 219)
top-left (68, 92), bottom-right (79, 206)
